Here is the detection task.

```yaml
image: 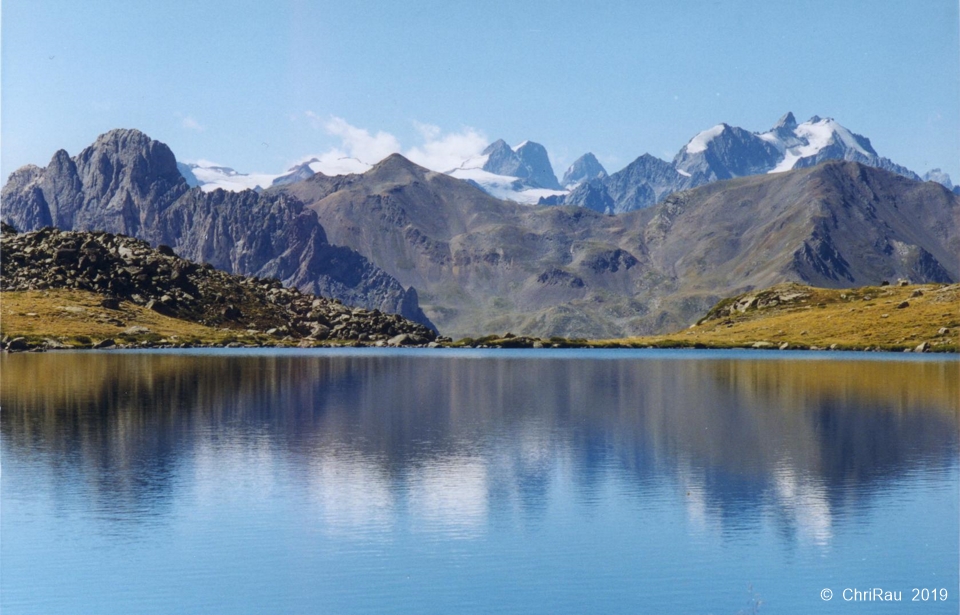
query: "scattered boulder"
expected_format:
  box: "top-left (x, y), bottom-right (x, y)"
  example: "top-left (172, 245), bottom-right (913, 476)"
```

top-left (0, 228), bottom-right (437, 346)
top-left (92, 339), bottom-right (116, 349)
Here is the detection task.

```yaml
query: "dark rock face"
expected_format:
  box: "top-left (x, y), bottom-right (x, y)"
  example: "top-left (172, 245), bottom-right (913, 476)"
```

top-left (553, 153), bottom-right (693, 213)
top-left (673, 124), bottom-right (782, 184)
top-left (558, 179), bottom-right (617, 213)
top-left (604, 154), bottom-right (693, 212)
top-left (514, 141), bottom-right (561, 190)
top-left (0, 226), bottom-right (436, 343)
top-left (561, 153), bottom-right (607, 188)
top-left (481, 139), bottom-right (560, 189)
top-left (1, 129), bottom-right (434, 329)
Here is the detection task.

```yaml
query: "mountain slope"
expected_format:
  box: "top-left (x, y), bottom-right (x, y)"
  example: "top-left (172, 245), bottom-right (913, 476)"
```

top-left (279, 155), bottom-right (958, 338)
top-left (1, 130), bottom-right (433, 327)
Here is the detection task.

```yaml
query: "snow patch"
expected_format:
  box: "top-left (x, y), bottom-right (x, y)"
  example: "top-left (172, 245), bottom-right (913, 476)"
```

top-left (684, 124), bottom-right (726, 154)
top-left (448, 167), bottom-right (567, 204)
top-left (768, 118), bottom-right (871, 174)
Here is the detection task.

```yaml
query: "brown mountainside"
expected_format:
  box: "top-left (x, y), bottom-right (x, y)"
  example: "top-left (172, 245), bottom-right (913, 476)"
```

top-left (280, 156), bottom-right (958, 338)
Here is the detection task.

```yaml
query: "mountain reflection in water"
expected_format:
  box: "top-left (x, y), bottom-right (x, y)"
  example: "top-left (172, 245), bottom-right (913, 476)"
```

top-left (3, 351), bottom-right (956, 544)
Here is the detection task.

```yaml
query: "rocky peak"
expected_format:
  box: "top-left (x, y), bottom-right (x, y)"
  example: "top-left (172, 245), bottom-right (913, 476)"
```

top-left (270, 162), bottom-right (315, 187)
top-left (774, 112), bottom-right (797, 131)
top-left (1, 129), bottom-right (436, 329)
top-left (923, 169), bottom-right (953, 190)
top-left (562, 153), bottom-right (607, 188)
top-left (481, 139), bottom-right (523, 178)
top-left (673, 124), bottom-right (782, 183)
top-left (514, 141), bottom-right (561, 190)
top-left (75, 128), bottom-right (185, 195)
top-left (480, 139), bottom-right (559, 189)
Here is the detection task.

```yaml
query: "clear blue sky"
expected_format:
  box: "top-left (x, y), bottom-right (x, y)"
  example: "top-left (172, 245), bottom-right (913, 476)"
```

top-left (3, 0), bottom-right (958, 180)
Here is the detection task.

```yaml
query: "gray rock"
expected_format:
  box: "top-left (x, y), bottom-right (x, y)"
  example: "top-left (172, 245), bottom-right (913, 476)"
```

top-left (6, 337), bottom-right (28, 351)
top-left (0, 227), bottom-right (437, 345)
top-left (0, 129), bottom-right (434, 329)
top-left (93, 339), bottom-right (115, 349)
top-left (561, 153), bottom-right (607, 188)
top-left (481, 139), bottom-right (560, 190)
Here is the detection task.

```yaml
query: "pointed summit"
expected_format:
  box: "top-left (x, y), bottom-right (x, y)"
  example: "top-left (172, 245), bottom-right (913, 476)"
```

top-left (562, 153), bottom-right (607, 188)
top-left (774, 112), bottom-right (797, 131)
top-left (514, 141), bottom-right (560, 190)
top-left (479, 139), bottom-right (560, 189)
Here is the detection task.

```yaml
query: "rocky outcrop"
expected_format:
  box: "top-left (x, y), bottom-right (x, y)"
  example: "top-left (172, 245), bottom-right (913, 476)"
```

top-left (0, 225), bottom-right (437, 344)
top-left (1, 129), bottom-right (434, 329)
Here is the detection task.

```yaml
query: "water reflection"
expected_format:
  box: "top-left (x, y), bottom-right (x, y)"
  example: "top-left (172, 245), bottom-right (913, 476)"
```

top-left (2, 351), bottom-right (957, 545)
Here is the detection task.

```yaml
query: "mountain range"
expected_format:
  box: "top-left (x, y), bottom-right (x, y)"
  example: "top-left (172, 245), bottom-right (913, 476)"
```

top-left (0, 129), bottom-right (433, 328)
top-left (3, 128), bottom-right (957, 339)
top-left (173, 113), bottom-right (956, 213)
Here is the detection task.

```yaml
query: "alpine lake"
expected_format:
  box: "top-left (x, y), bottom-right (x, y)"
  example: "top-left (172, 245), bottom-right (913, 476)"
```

top-left (2, 348), bottom-right (957, 614)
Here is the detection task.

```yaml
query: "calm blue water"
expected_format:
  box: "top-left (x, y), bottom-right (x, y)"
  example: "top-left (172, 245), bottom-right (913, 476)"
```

top-left (2, 349), bottom-right (958, 614)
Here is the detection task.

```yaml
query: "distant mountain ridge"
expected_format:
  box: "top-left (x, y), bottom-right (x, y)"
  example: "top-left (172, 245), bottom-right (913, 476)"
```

top-left (1, 129), bottom-right (434, 328)
top-left (169, 113), bottom-right (952, 214)
top-left (547, 113), bottom-right (940, 213)
top-left (276, 151), bottom-right (958, 338)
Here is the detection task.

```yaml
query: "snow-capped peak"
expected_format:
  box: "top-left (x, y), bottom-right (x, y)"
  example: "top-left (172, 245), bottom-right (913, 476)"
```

top-left (765, 117), bottom-right (877, 174)
top-left (684, 124), bottom-right (728, 154)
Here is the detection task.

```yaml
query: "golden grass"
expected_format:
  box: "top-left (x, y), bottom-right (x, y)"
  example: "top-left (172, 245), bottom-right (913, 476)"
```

top-left (2, 284), bottom-right (958, 352)
top-left (1, 289), bottom-right (239, 346)
top-left (606, 283), bottom-right (958, 352)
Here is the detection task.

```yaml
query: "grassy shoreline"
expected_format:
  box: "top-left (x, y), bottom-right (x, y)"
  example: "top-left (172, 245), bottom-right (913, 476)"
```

top-left (2, 283), bottom-right (957, 353)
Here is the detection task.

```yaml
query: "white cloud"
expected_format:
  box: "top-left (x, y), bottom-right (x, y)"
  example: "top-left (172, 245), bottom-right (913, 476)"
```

top-left (181, 116), bottom-right (205, 132)
top-left (298, 113), bottom-right (488, 176)
top-left (324, 116), bottom-right (401, 164)
top-left (405, 123), bottom-right (488, 172)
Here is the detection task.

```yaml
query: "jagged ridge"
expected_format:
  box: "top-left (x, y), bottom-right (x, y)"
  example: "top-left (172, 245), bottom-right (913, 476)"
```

top-left (0, 129), bottom-right (435, 329)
